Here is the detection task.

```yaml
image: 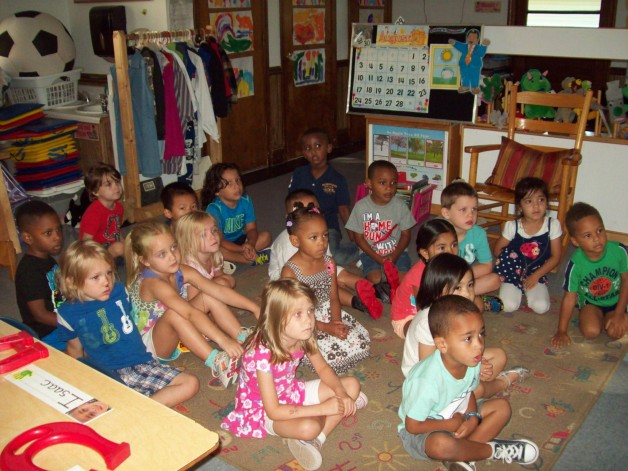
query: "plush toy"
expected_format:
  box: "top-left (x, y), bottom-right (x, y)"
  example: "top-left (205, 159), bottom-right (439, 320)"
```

top-left (520, 69), bottom-right (556, 119)
top-left (555, 77), bottom-right (592, 123)
top-left (64, 189), bottom-right (90, 227)
top-left (448, 29), bottom-right (489, 95)
top-left (480, 74), bottom-right (503, 105)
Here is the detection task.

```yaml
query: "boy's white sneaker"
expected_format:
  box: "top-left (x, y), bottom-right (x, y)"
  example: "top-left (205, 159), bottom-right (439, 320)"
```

top-left (489, 438), bottom-right (539, 465)
top-left (287, 438), bottom-right (322, 470)
top-left (442, 461), bottom-right (476, 471)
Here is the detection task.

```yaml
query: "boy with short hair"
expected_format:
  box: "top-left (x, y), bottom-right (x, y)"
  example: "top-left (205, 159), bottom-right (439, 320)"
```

top-left (161, 181), bottom-right (199, 229)
top-left (346, 160), bottom-right (416, 301)
top-left (14, 200), bottom-right (63, 342)
top-left (269, 189), bottom-right (382, 319)
top-left (551, 202), bottom-right (628, 347)
top-left (289, 128), bottom-right (359, 266)
top-left (80, 163), bottom-right (124, 258)
top-left (398, 295), bottom-right (539, 470)
top-left (441, 181), bottom-right (502, 312)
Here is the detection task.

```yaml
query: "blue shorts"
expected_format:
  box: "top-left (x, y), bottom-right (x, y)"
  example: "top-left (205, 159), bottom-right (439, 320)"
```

top-left (359, 250), bottom-right (411, 277)
top-left (581, 302), bottom-right (618, 315)
top-left (231, 234), bottom-right (247, 246)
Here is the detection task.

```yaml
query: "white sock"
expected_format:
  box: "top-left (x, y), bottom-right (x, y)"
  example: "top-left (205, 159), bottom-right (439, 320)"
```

top-left (316, 432), bottom-right (326, 446)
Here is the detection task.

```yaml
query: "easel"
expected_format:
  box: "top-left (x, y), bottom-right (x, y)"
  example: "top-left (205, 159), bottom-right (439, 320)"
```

top-left (0, 156), bottom-right (20, 280)
top-left (111, 28), bottom-right (221, 222)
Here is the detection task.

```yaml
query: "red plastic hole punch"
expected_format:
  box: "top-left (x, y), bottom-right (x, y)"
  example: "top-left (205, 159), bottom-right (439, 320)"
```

top-left (0, 421), bottom-right (131, 471)
top-left (0, 331), bottom-right (49, 374)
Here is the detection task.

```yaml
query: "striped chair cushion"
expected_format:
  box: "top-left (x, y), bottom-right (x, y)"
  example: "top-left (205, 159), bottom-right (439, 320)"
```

top-left (485, 137), bottom-right (574, 194)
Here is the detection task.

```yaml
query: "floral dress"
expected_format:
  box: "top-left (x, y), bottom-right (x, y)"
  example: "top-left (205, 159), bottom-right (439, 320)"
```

top-left (495, 217), bottom-right (554, 293)
top-left (285, 255), bottom-right (370, 374)
top-left (221, 343), bottom-right (305, 438)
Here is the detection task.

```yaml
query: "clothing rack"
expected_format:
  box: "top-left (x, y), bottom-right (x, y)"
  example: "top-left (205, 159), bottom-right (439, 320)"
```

top-left (112, 28), bottom-right (221, 222)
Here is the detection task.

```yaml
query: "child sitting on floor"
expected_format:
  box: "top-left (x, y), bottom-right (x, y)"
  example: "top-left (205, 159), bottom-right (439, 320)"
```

top-left (201, 163), bottom-right (272, 266)
top-left (56, 240), bottom-right (199, 407)
top-left (398, 294), bottom-right (539, 470)
top-left (221, 279), bottom-right (367, 471)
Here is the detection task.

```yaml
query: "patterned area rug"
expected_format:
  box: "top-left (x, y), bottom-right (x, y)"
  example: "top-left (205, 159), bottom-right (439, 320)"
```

top-left (170, 265), bottom-right (627, 471)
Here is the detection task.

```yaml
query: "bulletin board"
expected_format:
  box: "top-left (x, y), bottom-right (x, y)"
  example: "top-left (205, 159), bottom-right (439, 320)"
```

top-left (347, 24), bottom-right (482, 122)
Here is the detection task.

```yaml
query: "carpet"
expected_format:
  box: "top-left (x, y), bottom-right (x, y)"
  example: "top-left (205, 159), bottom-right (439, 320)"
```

top-left (170, 265), bottom-right (627, 471)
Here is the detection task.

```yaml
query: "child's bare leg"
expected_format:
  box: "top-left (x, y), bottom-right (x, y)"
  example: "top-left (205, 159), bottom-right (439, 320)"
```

top-left (317, 376), bottom-right (360, 437)
top-left (474, 347), bottom-right (510, 399)
top-left (190, 292), bottom-right (242, 340)
top-left (220, 246), bottom-right (251, 264)
top-left (338, 287), bottom-right (354, 308)
top-left (337, 270), bottom-right (360, 290)
top-left (152, 311), bottom-right (216, 361)
top-left (474, 273), bottom-right (501, 295)
top-left (150, 372), bottom-right (199, 407)
top-left (468, 398), bottom-right (511, 443)
top-left (273, 416), bottom-right (325, 440)
top-left (366, 270), bottom-right (382, 285)
top-left (424, 433), bottom-right (493, 462)
top-left (579, 305), bottom-right (604, 339)
top-left (254, 231), bottom-right (272, 250)
top-left (214, 274), bottom-right (236, 288)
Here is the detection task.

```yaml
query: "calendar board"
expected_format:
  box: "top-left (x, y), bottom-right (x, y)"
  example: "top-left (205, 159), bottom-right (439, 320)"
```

top-left (347, 24), bottom-right (481, 122)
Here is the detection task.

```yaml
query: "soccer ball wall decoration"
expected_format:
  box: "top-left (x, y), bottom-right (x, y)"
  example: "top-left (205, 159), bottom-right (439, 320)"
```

top-left (0, 11), bottom-right (76, 77)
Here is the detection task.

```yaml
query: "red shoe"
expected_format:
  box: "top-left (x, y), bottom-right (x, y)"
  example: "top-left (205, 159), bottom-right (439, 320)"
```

top-left (383, 260), bottom-right (400, 300)
top-left (356, 279), bottom-right (383, 320)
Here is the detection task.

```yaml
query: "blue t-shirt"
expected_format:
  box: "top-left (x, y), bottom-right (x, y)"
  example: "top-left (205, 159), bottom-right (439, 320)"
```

top-left (289, 164), bottom-right (350, 232)
top-left (459, 225), bottom-right (492, 265)
top-left (206, 194), bottom-right (256, 242)
top-left (56, 282), bottom-right (152, 370)
top-left (398, 350), bottom-right (480, 432)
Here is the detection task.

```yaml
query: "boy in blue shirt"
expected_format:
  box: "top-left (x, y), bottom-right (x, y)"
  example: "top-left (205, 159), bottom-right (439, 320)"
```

top-left (441, 181), bottom-right (503, 312)
top-left (552, 202), bottom-right (628, 348)
top-left (398, 295), bottom-right (539, 470)
top-left (289, 128), bottom-right (359, 266)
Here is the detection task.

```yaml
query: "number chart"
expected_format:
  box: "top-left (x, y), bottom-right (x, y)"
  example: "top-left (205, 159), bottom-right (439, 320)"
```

top-left (348, 24), bottom-right (480, 122)
top-left (352, 45), bottom-right (430, 113)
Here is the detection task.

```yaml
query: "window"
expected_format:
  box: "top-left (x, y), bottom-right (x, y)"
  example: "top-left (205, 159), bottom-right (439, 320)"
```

top-left (526, 0), bottom-right (602, 28)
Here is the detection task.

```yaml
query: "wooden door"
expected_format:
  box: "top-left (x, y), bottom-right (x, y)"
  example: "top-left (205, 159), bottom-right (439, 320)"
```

top-left (194, 1), bottom-right (269, 173)
top-left (280, 1), bottom-right (336, 159)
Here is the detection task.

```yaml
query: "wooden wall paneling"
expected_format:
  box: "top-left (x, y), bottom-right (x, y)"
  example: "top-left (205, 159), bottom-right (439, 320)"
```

top-left (280, 0), bottom-right (337, 161)
top-left (346, 0), bottom-right (392, 146)
top-left (195, 1), bottom-right (270, 173)
top-left (335, 60), bottom-right (350, 147)
top-left (268, 68), bottom-right (285, 166)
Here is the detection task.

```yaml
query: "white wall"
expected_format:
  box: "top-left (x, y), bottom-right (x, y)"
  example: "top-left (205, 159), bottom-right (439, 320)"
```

top-left (0, 0), bottom-right (170, 75)
top-left (392, 0), bottom-right (508, 26)
top-left (462, 128), bottom-right (628, 235)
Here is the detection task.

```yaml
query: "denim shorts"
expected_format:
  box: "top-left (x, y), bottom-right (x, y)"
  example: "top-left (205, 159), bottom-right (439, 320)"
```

top-left (359, 250), bottom-right (411, 277)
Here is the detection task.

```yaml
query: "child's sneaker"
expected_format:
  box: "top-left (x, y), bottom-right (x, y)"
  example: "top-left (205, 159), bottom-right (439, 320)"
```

top-left (482, 295), bottom-right (504, 313)
top-left (355, 279), bottom-right (383, 320)
top-left (237, 326), bottom-right (255, 343)
top-left (374, 281), bottom-right (392, 304)
top-left (442, 461), bottom-right (476, 471)
top-left (211, 351), bottom-right (240, 387)
top-left (355, 392), bottom-right (368, 410)
top-left (251, 247), bottom-right (271, 266)
top-left (489, 438), bottom-right (539, 465)
top-left (287, 438), bottom-right (322, 470)
top-left (383, 260), bottom-right (400, 300)
top-left (222, 261), bottom-right (237, 275)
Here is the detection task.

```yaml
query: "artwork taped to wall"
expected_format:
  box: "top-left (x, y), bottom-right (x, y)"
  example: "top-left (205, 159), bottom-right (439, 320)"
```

top-left (430, 45), bottom-right (460, 89)
top-left (231, 56), bottom-right (254, 98)
top-left (359, 9), bottom-right (384, 24)
top-left (293, 48), bottom-right (325, 87)
top-left (359, 0), bottom-right (385, 6)
top-left (293, 0), bottom-right (325, 5)
top-left (293, 8), bottom-right (325, 46)
top-left (208, 0), bottom-right (251, 8)
top-left (209, 11), bottom-right (254, 54)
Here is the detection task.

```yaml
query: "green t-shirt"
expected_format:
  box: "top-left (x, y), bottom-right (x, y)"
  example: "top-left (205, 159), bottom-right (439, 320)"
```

top-left (563, 241), bottom-right (628, 308)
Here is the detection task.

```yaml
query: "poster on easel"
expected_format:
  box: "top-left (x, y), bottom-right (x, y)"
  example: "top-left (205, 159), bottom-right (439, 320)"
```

top-left (347, 24), bottom-right (483, 122)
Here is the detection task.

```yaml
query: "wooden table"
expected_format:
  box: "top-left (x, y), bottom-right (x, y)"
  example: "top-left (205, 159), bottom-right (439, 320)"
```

top-left (0, 321), bottom-right (219, 470)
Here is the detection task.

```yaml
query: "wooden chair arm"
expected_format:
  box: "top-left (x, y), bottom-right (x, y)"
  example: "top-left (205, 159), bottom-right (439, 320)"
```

top-left (464, 144), bottom-right (502, 153)
top-left (466, 144), bottom-right (502, 186)
top-left (560, 150), bottom-right (582, 166)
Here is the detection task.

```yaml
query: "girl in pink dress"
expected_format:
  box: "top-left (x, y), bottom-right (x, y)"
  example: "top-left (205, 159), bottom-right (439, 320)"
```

top-left (221, 279), bottom-right (367, 471)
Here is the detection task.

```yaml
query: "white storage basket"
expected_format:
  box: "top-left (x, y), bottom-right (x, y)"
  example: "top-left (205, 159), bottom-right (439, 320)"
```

top-left (7, 69), bottom-right (81, 109)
